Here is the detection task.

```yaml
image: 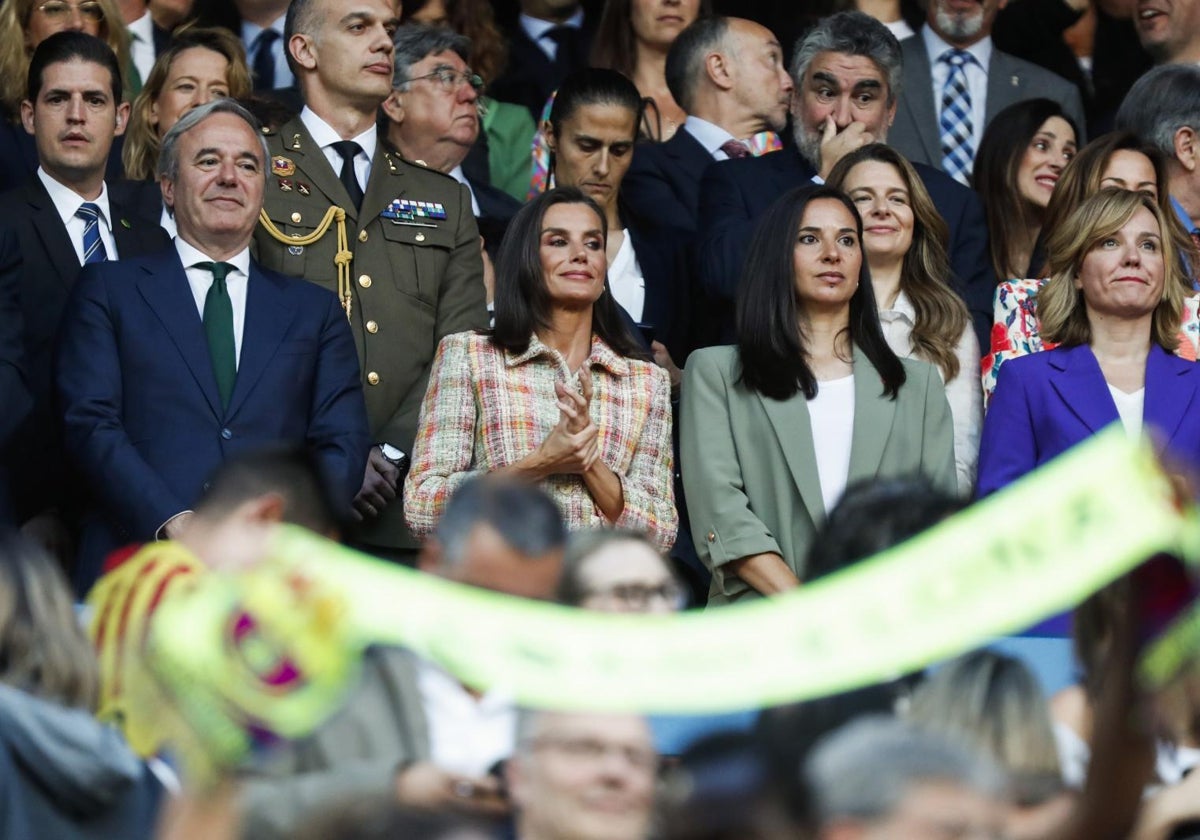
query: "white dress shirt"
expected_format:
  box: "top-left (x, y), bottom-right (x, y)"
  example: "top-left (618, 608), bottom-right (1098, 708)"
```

top-left (808, 374), bottom-right (855, 513)
top-left (38, 168), bottom-right (118, 264)
top-left (300, 107), bottom-right (376, 193)
top-left (176, 237), bottom-right (250, 366)
top-left (608, 231), bottom-right (646, 323)
top-left (878, 289), bottom-right (982, 494)
top-left (449, 164), bottom-right (481, 216)
top-left (242, 14), bottom-right (294, 90)
top-left (127, 10), bottom-right (156, 88)
top-left (416, 657), bottom-right (515, 777)
top-left (923, 26), bottom-right (992, 161)
top-left (682, 115), bottom-right (739, 161)
top-left (520, 9), bottom-right (585, 62)
top-left (1108, 384), bottom-right (1145, 439)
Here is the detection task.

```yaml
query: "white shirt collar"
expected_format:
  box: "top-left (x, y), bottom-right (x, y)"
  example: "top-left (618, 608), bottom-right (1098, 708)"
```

top-left (299, 106), bottom-right (377, 161)
top-left (241, 11), bottom-right (285, 43)
top-left (922, 24), bottom-right (992, 70)
top-left (174, 236), bottom-right (251, 277)
top-left (37, 168), bottom-right (112, 232)
top-left (127, 9), bottom-right (154, 43)
top-left (683, 115), bottom-right (738, 157)
top-left (448, 164), bottom-right (480, 216)
top-left (520, 8), bottom-right (585, 43)
top-left (878, 287), bottom-right (915, 322)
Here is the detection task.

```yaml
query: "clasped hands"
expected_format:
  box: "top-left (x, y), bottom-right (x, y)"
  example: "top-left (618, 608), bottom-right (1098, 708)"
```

top-left (528, 371), bottom-right (601, 477)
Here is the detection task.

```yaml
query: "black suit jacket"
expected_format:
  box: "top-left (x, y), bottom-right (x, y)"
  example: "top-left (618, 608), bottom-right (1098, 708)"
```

top-left (468, 174), bottom-right (521, 261)
top-left (488, 18), bottom-right (594, 120)
top-left (0, 228), bottom-right (31, 527)
top-left (0, 177), bottom-right (170, 524)
top-left (622, 128), bottom-right (713, 235)
top-left (696, 147), bottom-right (997, 347)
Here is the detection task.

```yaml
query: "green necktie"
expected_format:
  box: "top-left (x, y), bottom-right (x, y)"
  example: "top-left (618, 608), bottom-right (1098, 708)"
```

top-left (196, 261), bottom-right (236, 409)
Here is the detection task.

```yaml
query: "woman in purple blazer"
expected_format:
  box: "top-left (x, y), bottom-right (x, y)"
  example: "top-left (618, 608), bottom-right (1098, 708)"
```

top-left (978, 189), bottom-right (1200, 497)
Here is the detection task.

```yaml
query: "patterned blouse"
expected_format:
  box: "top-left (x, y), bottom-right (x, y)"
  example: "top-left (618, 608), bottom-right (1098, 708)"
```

top-left (404, 331), bottom-right (678, 550)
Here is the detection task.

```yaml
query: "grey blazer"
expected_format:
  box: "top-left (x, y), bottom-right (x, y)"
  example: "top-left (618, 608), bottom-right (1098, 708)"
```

top-left (888, 32), bottom-right (1087, 171)
top-left (680, 344), bottom-right (957, 606)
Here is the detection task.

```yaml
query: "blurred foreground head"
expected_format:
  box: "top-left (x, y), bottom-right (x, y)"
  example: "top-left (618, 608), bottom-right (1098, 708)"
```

top-left (557, 529), bottom-right (684, 613)
top-left (507, 709), bottom-right (657, 840)
top-left (418, 477), bottom-right (567, 600)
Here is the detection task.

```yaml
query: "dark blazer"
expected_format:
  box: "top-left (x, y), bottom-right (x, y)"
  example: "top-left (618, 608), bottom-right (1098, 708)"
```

top-left (56, 249), bottom-right (370, 588)
top-left (488, 18), bottom-right (594, 120)
top-left (0, 228), bottom-right (31, 527)
top-left (622, 128), bottom-right (714, 234)
top-left (469, 173), bottom-right (522, 261)
top-left (976, 343), bottom-right (1200, 497)
top-left (888, 32), bottom-right (1088, 171)
top-left (0, 177), bottom-right (170, 524)
top-left (695, 147), bottom-right (996, 346)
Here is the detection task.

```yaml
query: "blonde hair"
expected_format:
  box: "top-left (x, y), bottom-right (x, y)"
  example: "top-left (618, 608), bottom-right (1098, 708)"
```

top-left (907, 651), bottom-right (1063, 806)
top-left (827, 143), bottom-right (971, 382)
top-left (0, 0), bottom-right (129, 117)
top-left (122, 26), bottom-right (251, 181)
top-left (1040, 188), bottom-right (1188, 350)
top-left (0, 534), bottom-right (98, 710)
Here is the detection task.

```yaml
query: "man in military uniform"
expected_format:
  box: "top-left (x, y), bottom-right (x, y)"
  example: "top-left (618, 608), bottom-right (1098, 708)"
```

top-left (253, 0), bottom-right (488, 560)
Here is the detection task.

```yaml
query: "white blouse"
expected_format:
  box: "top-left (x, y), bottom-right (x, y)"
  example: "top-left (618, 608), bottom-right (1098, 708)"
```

top-left (608, 230), bottom-right (646, 323)
top-left (809, 374), bottom-right (856, 513)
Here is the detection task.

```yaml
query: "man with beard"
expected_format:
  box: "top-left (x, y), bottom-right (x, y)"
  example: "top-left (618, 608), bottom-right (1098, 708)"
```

top-left (888, 0), bottom-right (1085, 184)
top-left (695, 11), bottom-right (996, 350)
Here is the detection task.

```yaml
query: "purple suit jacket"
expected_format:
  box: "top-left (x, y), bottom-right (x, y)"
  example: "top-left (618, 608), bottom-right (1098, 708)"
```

top-left (976, 342), bottom-right (1200, 497)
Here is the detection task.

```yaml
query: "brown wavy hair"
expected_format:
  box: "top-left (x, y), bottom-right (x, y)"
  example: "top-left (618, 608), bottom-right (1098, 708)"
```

top-left (122, 25), bottom-right (250, 181)
top-left (400, 0), bottom-right (508, 85)
top-left (0, 0), bottom-right (129, 117)
top-left (828, 144), bottom-right (971, 382)
top-left (1040, 188), bottom-right (1187, 350)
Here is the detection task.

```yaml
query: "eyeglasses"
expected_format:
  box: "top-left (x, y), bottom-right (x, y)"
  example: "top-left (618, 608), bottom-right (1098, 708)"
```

top-left (407, 66), bottom-right (484, 93)
top-left (34, 0), bottom-right (105, 22)
top-left (584, 581), bottom-right (685, 610)
top-left (529, 735), bottom-right (658, 771)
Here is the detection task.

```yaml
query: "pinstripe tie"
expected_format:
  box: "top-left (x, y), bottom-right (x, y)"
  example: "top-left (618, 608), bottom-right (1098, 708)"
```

top-left (939, 49), bottom-right (976, 186)
top-left (76, 202), bottom-right (108, 264)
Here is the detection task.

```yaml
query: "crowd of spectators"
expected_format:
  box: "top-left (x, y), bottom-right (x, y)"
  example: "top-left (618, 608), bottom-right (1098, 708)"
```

top-left (4, 0), bottom-right (1200, 836)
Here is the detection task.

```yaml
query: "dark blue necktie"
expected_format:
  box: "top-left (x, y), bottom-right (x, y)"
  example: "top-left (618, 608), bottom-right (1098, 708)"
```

top-left (253, 29), bottom-right (279, 92)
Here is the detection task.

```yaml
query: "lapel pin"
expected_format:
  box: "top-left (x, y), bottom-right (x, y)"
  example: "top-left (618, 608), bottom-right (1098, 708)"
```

top-left (120, 218), bottom-right (131, 229)
top-left (279, 178), bottom-right (293, 192)
top-left (291, 134), bottom-right (302, 150)
top-left (272, 156), bottom-right (296, 177)
top-left (1011, 76), bottom-right (1019, 86)
top-left (298, 182), bottom-right (311, 196)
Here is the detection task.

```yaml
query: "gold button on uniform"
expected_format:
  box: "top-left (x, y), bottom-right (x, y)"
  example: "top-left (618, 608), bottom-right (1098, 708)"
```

top-left (707, 531), bottom-right (716, 543)
top-left (290, 212), bottom-right (301, 223)
top-left (358, 274), bottom-right (372, 288)
top-left (358, 229), bottom-right (368, 242)
top-left (367, 372), bottom-right (380, 385)
top-left (366, 320), bottom-right (379, 333)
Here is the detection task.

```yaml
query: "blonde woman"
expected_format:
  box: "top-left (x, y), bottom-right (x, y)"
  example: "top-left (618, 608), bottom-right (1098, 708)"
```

top-left (0, 0), bottom-right (128, 190)
top-left (828, 143), bottom-right (981, 494)
top-left (122, 26), bottom-right (250, 182)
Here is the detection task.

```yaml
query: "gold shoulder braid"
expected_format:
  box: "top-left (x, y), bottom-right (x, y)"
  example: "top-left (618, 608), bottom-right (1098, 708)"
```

top-left (257, 206), bottom-right (355, 320)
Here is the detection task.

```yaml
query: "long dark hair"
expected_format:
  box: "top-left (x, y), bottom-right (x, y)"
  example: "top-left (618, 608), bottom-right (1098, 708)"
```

top-left (590, 0), bottom-right (714, 78)
top-left (492, 187), bottom-right (648, 360)
top-left (736, 185), bottom-right (905, 401)
top-left (972, 98), bottom-right (1078, 280)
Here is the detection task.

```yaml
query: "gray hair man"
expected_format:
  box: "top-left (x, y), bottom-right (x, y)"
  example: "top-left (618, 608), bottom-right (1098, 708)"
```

top-left (808, 717), bottom-right (1009, 839)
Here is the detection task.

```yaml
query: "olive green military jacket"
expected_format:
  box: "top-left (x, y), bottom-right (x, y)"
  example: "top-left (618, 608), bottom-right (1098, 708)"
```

top-left (253, 117), bottom-right (489, 549)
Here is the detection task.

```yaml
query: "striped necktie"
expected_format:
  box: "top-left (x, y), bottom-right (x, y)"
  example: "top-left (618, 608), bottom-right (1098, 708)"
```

top-left (76, 202), bottom-right (108, 264)
top-left (939, 49), bottom-right (976, 185)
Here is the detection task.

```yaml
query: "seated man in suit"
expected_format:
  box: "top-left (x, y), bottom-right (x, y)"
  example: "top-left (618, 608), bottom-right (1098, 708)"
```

top-left (240, 477), bottom-right (568, 840)
top-left (1, 32), bottom-right (170, 567)
top-left (56, 97), bottom-right (370, 590)
top-left (382, 23), bottom-right (521, 299)
top-left (622, 15), bottom-right (793, 235)
top-left (888, 0), bottom-right (1086, 184)
top-left (696, 11), bottom-right (996, 350)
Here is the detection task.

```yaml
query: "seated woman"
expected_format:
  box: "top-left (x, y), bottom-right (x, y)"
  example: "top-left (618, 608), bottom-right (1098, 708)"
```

top-left (544, 67), bottom-right (700, 381)
top-left (977, 188), bottom-right (1200, 497)
top-left (118, 26), bottom-right (251, 230)
top-left (591, 0), bottom-right (707, 142)
top-left (0, 0), bottom-right (127, 191)
top-left (680, 184), bottom-right (957, 606)
top-left (828, 143), bottom-right (981, 494)
top-left (403, 187), bottom-right (678, 550)
top-left (983, 131), bottom-right (1200, 400)
top-left (973, 98), bottom-right (1078, 284)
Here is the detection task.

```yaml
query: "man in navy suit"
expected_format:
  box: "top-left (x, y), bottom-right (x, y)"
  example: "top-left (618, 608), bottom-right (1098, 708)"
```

top-left (57, 98), bottom-right (370, 590)
top-left (696, 11), bottom-right (997, 349)
top-left (622, 15), bottom-right (793, 234)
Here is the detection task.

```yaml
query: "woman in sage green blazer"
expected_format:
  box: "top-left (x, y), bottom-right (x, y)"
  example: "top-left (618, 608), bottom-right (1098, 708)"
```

top-left (680, 185), bottom-right (958, 606)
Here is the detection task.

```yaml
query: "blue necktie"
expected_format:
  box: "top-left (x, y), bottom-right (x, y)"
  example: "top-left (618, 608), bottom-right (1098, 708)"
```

top-left (76, 202), bottom-right (108, 264)
top-left (252, 29), bottom-right (278, 92)
top-left (939, 49), bottom-right (976, 186)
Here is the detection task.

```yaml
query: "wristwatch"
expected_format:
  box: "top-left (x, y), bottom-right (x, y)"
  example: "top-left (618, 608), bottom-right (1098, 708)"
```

top-left (378, 443), bottom-right (408, 468)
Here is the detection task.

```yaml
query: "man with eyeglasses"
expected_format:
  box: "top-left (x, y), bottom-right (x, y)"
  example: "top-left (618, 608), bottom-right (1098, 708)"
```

top-left (506, 710), bottom-right (658, 840)
top-left (0, 32), bottom-right (168, 583)
top-left (253, 0), bottom-right (487, 564)
top-left (382, 24), bottom-right (521, 304)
